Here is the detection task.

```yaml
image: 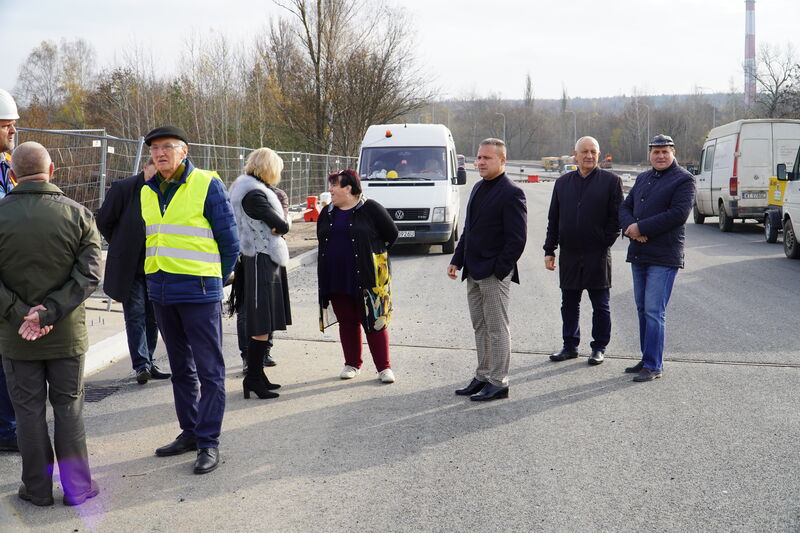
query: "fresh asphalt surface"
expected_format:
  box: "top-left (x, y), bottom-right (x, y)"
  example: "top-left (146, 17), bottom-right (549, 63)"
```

top-left (2, 169), bottom-right (799, 532)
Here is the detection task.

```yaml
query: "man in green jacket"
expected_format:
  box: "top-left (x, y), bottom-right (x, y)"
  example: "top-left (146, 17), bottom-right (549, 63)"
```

top-left (0, 141), bottom-right (102, 507)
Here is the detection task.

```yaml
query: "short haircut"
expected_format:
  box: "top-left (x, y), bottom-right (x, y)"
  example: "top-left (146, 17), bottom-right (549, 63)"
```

top-left (575, 136), bottom-right (600, 152)
top-left (327, 169), bottom-right (361, 195)
top-left (245, 147), bottom-right (284, 186)
top-left (479, 138), bottom-right (507, 158)
top-left (11, 141), bottom-right (51, 178)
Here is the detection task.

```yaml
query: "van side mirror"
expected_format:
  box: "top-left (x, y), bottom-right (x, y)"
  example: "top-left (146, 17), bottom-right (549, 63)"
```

top-left (455, 168), bottom-right (467, 185)
top-left (777, 163), bottom-right (788, 181)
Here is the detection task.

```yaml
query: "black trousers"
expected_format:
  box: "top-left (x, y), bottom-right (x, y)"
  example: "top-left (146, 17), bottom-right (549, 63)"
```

top-left (561, 288), bottom-right (611, 352)
top-left (2, 356), bottom-right (93, 501)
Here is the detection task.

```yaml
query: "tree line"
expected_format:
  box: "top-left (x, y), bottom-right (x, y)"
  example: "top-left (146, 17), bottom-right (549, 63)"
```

top-left (11, 2), bottom-right (800, 165)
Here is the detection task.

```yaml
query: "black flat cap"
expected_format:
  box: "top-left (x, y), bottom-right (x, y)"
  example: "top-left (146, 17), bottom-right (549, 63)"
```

top-left (144, 126), bottom-right (190, 146)
top-left (648, 134), bottom-right (675, 147)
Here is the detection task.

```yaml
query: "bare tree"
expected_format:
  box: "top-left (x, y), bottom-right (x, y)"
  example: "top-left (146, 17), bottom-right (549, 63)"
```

top-left (752, 42), bottom-right (799, 118)
top-left (58, 39), bottom-right (97, 127)
top-left (15, 40), bottom-right (63, 118)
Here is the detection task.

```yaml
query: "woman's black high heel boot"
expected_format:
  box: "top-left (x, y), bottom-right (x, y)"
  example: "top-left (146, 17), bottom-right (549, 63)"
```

top-left (243, 338), bottom-right (279, 399)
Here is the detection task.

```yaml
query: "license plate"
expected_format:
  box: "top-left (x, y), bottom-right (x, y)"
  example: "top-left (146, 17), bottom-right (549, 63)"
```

top-left (741, 191), bottom-right (767, 199)
top-left (398, 230), bottom-right (415, 238)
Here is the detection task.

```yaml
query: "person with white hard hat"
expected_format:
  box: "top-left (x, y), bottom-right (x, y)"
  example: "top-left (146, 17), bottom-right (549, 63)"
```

top-left (0, 88), bottom-right (19, 454)
top-left (0, 89), bottom-right (19, 199)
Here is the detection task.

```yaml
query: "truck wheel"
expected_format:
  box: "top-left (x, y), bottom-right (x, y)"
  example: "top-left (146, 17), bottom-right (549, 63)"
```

top-left (718, 203), bottom-right (733, 232)
top-left (764, 213), bottom-right (779, 243)
top-left (442, 228), bottom-right (456, 254)
top-left (784, 219), bottom-right (800, 258)
top-left (693, 204), bottom-right (705, 224)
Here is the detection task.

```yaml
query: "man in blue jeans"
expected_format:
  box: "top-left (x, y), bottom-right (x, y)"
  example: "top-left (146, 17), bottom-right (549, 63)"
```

top-left (619, 134), bottom-right (695, 382)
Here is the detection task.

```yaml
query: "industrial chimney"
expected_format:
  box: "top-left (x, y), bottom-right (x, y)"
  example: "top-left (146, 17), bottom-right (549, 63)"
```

top-left (744, 0), bottom-right (756, 107)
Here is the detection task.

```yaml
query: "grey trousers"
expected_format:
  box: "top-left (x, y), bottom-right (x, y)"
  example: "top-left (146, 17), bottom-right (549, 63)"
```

top-left (466, 273), bottom-right (512, 387)
top-left (2, 356), bottom-right (93, 500)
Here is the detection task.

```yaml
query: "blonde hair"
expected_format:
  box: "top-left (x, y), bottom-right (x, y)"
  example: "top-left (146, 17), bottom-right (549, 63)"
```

top-left (245, 147), bottom-right (284, 185)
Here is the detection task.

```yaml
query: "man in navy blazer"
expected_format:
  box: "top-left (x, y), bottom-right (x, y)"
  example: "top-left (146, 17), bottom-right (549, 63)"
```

top-left (447, 138), bottom-right (527, 401)
top-left (96, 159), bottom-right (168, 384)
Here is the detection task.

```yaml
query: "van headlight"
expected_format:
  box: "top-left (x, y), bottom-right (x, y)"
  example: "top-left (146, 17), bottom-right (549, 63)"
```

top-left (432, 207), bottom-right (449, 222)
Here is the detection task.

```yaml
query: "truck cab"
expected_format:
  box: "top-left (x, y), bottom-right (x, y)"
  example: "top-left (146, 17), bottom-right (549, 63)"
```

top-left (776, 146), bottom-right (800, 257)
top-left (357, 124), bottom-right (467, 253)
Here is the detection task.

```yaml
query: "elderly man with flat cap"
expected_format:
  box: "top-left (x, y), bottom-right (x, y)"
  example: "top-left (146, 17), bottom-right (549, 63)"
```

top-left (619, 134), bottom-right (694, 382)
top-left (141, 126), bottom-right (239, 474)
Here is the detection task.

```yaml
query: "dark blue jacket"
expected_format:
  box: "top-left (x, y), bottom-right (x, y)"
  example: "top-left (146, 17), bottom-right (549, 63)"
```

top-left (619, 161), bottom-right (695, 268)
top-left (143, 159), bottom-right (240, 305)
top-left (450, 173), bottom-right (527, 282)
top-left (96, 171), bottom-right (148, 302)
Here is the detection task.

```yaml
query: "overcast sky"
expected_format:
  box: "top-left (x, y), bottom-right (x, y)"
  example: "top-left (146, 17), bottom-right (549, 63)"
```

top-left (2, 0), bottom-right (799, 101)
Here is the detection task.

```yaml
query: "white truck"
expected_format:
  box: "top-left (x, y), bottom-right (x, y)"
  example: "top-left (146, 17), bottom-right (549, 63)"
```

top-left (776, 144), bottom-right (800, 257)
top-left (357, 124), bottom-right (467, 253)
top-left (693, 119), bottom-right (800, 232)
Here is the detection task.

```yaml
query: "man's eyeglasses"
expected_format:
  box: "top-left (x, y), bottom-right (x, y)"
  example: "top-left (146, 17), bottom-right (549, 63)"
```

top-left (149, 143), bottom-right (183, 154)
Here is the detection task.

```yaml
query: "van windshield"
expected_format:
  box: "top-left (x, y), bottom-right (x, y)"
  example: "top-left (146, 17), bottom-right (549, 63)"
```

top-left (360, 147), bottom-right (448, 181)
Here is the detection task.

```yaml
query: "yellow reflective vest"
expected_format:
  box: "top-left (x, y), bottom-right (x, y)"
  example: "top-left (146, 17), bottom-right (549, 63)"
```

top-left (140, 168), bottom-right (222, 278)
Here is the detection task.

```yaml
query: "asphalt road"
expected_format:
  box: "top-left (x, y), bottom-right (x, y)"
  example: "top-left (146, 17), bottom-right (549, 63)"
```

top-left (2, 169), bottom-right (799, 532)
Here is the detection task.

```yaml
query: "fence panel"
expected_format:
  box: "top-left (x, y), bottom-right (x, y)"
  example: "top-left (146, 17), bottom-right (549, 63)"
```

top-left (15, 128), bottom-right (357, 211)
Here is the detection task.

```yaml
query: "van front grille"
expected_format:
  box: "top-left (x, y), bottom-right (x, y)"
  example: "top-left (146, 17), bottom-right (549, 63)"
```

top-left (388, 208), bottom-right (429, 221)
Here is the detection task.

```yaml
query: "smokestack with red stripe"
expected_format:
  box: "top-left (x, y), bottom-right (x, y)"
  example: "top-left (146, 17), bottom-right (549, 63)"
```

top-left (744, 0), bottom-right (756, 107)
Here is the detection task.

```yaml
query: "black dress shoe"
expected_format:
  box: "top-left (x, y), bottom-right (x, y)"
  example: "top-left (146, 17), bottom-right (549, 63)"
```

top-left (149, 365), bottom-right (171, 380)
top-left (155, 433), bottom-right (197, 457)
top-left (18, 484), bottom-right (54, 506)
top-left (136, 368), bottom-right (151, 385)
top-left (63, 480), bottom-right (100, 506)
top-left (455, 378), bottom-right (486, 396)
top-left (550, 347), bottom-right (579, 362)
top-left (263, 354), bottom-right (277, 367)
top-left (633, 368), bottom-right (662, 382)
top-left (0, 438), bottom-right (19, 452)
top-left (588, 350), bottom-right (604, 365)
top-left (193, 448), bottom-right (219, 474)
top-left (470, 383), bottom-right (509, 401)
top-left (624, 361), bottom-right (644, 373)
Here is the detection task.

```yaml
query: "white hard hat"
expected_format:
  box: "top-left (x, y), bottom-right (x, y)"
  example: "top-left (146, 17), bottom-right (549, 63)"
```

top-left (0, 89), bottom-right (19, 120)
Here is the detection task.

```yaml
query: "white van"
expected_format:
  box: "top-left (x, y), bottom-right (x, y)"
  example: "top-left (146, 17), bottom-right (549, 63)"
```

top-left (357, 124), bottom-right (467, 253)
top-left (693, 119), bottom-right (800, 231)
top-left (776, 145), bottom-right (800, 257)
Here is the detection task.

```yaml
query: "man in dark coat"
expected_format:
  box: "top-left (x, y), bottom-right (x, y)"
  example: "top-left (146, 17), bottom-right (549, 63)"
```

top-left (96, 159), bottom-right (169, 384)
top-left (544, 136), bottom-right (623, 365)
top-left (0, 142), bottom-right (102, 506)
top-left (619, 134), bottom-right (695, 382)
top-left (447, 138), bottom-right (527, 401)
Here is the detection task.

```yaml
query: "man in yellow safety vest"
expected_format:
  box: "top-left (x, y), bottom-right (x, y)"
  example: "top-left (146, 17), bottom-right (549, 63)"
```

top-left (140, 126), bottom-right (239, 475)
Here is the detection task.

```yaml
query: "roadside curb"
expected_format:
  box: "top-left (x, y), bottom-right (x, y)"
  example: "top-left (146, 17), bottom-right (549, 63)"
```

top-left (83, 246), bottom-right (319, 377)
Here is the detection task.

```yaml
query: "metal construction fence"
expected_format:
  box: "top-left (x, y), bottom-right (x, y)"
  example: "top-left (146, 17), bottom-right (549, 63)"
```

top-left (15, 128), bottom-right (358, 212)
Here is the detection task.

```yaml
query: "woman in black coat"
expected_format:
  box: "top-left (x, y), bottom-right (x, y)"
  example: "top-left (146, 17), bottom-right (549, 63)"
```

top-left (317, 170), bottom-right (398, 383)
top-left (228, 148), bottom-right (292, 399)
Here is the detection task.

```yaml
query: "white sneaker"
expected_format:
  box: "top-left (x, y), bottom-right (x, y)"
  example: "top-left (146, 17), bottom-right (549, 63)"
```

top-left (379, 368), bottom-right (395, 383)
top-left (339, 365), bottom-right (360, 379)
